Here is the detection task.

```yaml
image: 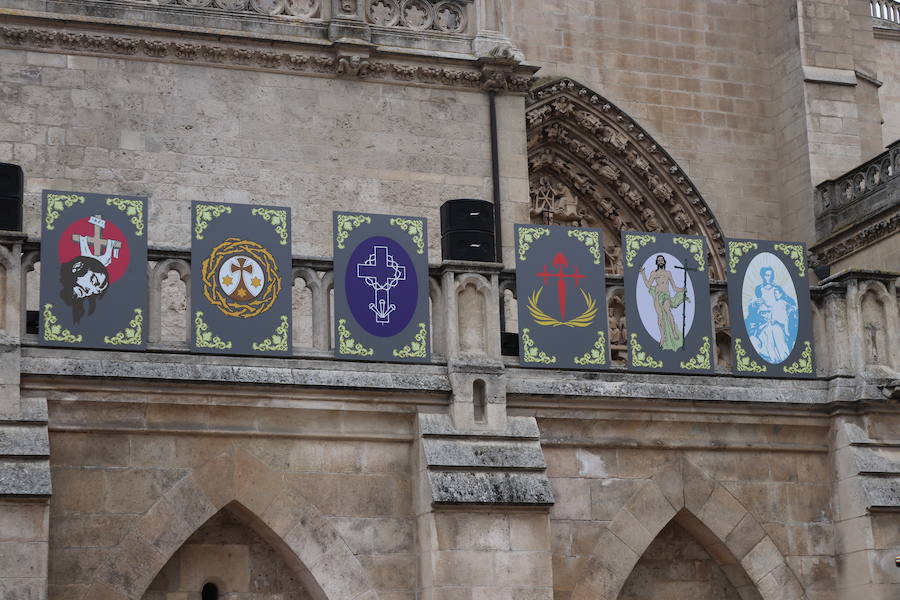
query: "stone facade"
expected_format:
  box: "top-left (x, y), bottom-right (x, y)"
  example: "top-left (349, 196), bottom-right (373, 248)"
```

top-left (0, 1), bottom-right (897, 600)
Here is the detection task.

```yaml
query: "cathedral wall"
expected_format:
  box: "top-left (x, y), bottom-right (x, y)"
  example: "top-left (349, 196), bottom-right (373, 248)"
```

top-left (876, 34), bottom-right (900, 148)
top-left (0, 44), bottom-right (530, 263)
top-left (504, 0), bottom-right (781, 240)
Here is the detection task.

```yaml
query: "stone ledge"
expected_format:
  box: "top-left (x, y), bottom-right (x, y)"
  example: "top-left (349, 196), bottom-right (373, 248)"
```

top-left (427, 471), bottom-right (554, 505)
top-left (0, 425), bottom-right (49, 457)
top-left (423, 438), bottom-right (546, 470)
top-left (419, 414), bottom-right (539, 438)
top-left (0, 460), bottom-right (50, 495)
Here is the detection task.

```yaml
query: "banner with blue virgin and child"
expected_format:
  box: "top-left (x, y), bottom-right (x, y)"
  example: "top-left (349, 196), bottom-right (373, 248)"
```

top-left (333, 212), bottom-right (430, 363)
top-left (726, 239), bottom-right (814, 377)
top-left (39, 190), bottom-right (148, 350)
top-left (622, 231), bottom-right (713, 374)
top-left (515, 225), bottom-right (609, 369)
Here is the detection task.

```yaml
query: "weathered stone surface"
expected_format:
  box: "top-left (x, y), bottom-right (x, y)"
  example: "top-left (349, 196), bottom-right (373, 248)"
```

top-left (0, 425), bottom-right (48, 456)
top-left (428, 471), bottom-right (554, 505)
top-left (419, 413), bottom-right (540, 439)
top-left (0, 460), bottom-right (50, 495)
top-left (423, 439), bottom-right (545, 469)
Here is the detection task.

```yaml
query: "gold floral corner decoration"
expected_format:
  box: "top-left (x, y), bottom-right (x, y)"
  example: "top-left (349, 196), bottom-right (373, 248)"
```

top-left (518, 227), bottom-right (551, 261)
top-left (251, 207), bottom-right (289, 246)
top-left (42, 303), bottom-right (82, 344)
top-left (630, 333), bottom-right (663, 368)
top-left (336, 214), bottom-right (372, 250)
top-left (338, 318), bottom-right (374, 356)
top-left (194, 311), bottom-right (232, 349)
top-left (390, 218), bottom-right (425, 255)
top-left (735, 337), bottom-right (766, 373)
top-left (252, 315), bottom-right (289, 352)
top-left (106, 197), bottom-right (144, 237)
top-left (774, 243), bottom-right (806, 277)
top-left (624, 233), bottom-right (656, 268)
top-left (783, 341), bottom-right (813, 375)
top-left (103, 308), bottom-right (143, 345)
top-left (521, 327), bottom-right (556, 364)
top-left (393, 322), bottom-right (427, 358)
top-left (680, 335), bottom-right (710, 370)
top-left (673, 236), bottom-right (705, 271)
top-left (728, 241), bottom-right (758, 274)
top-left (574, 330), bottom-right (606, 366)
top-left (567, 229), bottom-right (603, 265)
top-left (195, 204), bottom-right (232, 240)
top-left (45, 193), bottom-right (85, 231)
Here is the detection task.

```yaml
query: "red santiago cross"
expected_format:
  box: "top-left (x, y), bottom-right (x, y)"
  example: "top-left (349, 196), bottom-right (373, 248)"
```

top-left (536, 252), bottom-right (586, 320)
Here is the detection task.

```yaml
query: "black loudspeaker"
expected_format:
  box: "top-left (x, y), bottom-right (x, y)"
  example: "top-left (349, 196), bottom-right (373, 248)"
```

top-left (440, 199), bottom-right (494, 234)
top-left (501, 332), bottom-right (519, 356)
top-left (441, 230), bottom-right (495, 262)
top-left (0, 163), bottom-right (23, 232)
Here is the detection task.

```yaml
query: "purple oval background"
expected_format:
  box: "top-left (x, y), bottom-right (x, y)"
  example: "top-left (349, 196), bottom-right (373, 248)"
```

top-left (346, 235), bottom-right (418, 338)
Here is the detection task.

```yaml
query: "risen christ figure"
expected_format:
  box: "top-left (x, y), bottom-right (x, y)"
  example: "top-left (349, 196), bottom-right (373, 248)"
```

top-left (639, 255), bottom-right (688, 351)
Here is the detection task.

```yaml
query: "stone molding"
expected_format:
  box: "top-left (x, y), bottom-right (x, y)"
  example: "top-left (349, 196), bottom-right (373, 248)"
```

top-left (811, 210), bottom-right (899, 266)
top-left (0, 22), bottom-right (537, 92)
top-left (526, 79), bottom-right (728, 278)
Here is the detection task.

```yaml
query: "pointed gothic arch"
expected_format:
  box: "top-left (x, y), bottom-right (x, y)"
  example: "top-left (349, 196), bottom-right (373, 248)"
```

top-left (81, 447), bottom-right (380, 600)
top-left (526, 79), bottom-right (727, 279)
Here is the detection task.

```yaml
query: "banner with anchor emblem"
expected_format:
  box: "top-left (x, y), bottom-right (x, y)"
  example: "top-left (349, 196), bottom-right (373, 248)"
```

top-left (39, 190), bottom-right (148, 349)
top-left (725, 238), bottom-right (815, 378)
top-left (622, 231), bottom-right (714, 374)
top-left (333, 211), bottom-right (429, 363)
top-left (191, 201), bottom-right (292, 356)
top-left (514, 225), bottom-right (609, 370)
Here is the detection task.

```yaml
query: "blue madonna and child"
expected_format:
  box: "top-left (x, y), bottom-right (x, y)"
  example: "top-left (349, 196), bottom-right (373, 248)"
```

top-left (745, 266), bottom-right (799, 364)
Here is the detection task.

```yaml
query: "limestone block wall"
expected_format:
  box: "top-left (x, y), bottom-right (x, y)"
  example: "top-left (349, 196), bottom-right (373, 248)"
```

top-left (876, 32), bottom-right (900, 147)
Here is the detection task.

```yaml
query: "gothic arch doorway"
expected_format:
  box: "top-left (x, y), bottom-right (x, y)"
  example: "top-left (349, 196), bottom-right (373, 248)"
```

top-left (526, 79), bottom-right (727, 279)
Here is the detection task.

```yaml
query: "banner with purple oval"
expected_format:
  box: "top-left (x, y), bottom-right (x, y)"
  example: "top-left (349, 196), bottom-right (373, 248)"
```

top-left (333, 212), bottom-right (430, 363)
top-left (726, 238), bottom-right (815, 378)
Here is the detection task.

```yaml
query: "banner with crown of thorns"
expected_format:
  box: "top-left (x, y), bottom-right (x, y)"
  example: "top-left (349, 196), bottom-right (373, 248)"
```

top-left (514, 224), bottom-right (610, 370)
top-left (191, 201), bottom-right (292, 356)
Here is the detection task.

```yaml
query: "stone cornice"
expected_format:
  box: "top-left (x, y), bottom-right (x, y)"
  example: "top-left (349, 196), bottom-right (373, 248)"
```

top-left (0, 19), bottom-right (538, 92)
top-left (811, 208), bottom-right (900, 266)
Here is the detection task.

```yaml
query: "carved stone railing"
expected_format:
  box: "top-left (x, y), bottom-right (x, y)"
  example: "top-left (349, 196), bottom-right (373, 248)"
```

top-left (134, 0), bottom-right (324, 19)
top-left (4, 235), bottom-right (898, 382)
top-left (813, 140), bottom-right (900, 267)
top-left (872, 0), bottom-right (900, 26)
top-left (365, 0), bottom-right (472, 34)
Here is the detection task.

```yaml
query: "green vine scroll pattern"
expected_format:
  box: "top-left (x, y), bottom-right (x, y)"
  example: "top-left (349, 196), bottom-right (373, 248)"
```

top-left (45, 193), bottom-right (85, 231)
top-left (574, 330), bottom-right (606, 366)
top-left (251, 207), bottom-right (289, 246)
top-left (42, 303), bottom-right (82, 344)
top-left (673, 236), bottom-right (705, 271)
top-left (567, 230), bottom-right (603, 265)
top-left (195, 204), bottom-right (232, 240)
top-left (783, 341), bottom-right (813, 375)
top-left (103, 309), bottom-right (143, 345)
top-left (518, 227), bottom-right (551, 261)
top-left (252, 315), bottom-right (289, 352)
top-left (390, 218), bottom-right (425, 255)
top-left (624, 234), bottom-right (656, 268)
top-left (338, 318), bottom-right (374, 356)
top-left (521, 327), bottom-right (556, 364)
top-left (680, 335), bottom-right (711, 370)
top-left (630, 333), bottom-right (662, 368)
top-left (194, 311), bottom-right (232, 349)
top-left (106, 197), bottom-right (144, 237)
top-left (735, 337), bottom-right (766, 373)
top-left (728, 241), bottom-right (758, 274)
top-left (774, 243), bottom-right (806, 277)
top-left (393, 322), bottom-right (427, 358)
top-left (336, 214), bottom-right (372, 250)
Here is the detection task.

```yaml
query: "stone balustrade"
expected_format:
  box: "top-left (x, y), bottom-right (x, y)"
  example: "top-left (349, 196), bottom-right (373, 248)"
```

top-left (872, 0), bottom-right (900, 26)
top-left (3, 234), bottom-right (898, 381)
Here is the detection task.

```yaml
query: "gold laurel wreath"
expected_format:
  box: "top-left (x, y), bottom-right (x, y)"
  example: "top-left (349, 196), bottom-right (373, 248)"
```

top-left (527, 287), bottom-right (597, 327)
top-left (201, 238), bottom-right (281, 318)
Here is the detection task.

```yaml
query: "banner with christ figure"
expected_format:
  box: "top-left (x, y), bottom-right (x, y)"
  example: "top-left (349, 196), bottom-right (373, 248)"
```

top-left (39, 190), bottom-right (148, 349)
top-left (333, 212), bottom-right (429, 363)
top-left (191, 202), bottom-right (292, 356)
top-left (515, 225), bottom-right (609, 369)
top-left (725, 238), bottom-right (815, 378)
top-left (622, 232), bottom-right (713, 374)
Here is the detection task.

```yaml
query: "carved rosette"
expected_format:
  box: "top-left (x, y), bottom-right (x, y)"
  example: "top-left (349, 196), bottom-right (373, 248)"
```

top-left (400, 0), bottom-right (433, 30)
top-left (368, 0), bottom-right (400, 25)
top-left (526, 79), bottom-right (727, 279)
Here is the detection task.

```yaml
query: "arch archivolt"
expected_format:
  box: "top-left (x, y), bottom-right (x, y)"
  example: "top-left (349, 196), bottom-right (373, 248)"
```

top-left (527, 79), bottom-right (727, 279)
top-left (570, 457), bottom-right (805, 600)
top-left (81, 447), bottom-right (379, 600)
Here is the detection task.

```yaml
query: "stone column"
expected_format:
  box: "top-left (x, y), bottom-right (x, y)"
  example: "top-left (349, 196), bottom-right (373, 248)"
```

top-left (0, 233), bottom-right (50, 599)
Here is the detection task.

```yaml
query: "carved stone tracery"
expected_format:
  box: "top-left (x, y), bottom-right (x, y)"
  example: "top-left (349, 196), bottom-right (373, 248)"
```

top-left (527, 79), bottom-right (727, 278)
